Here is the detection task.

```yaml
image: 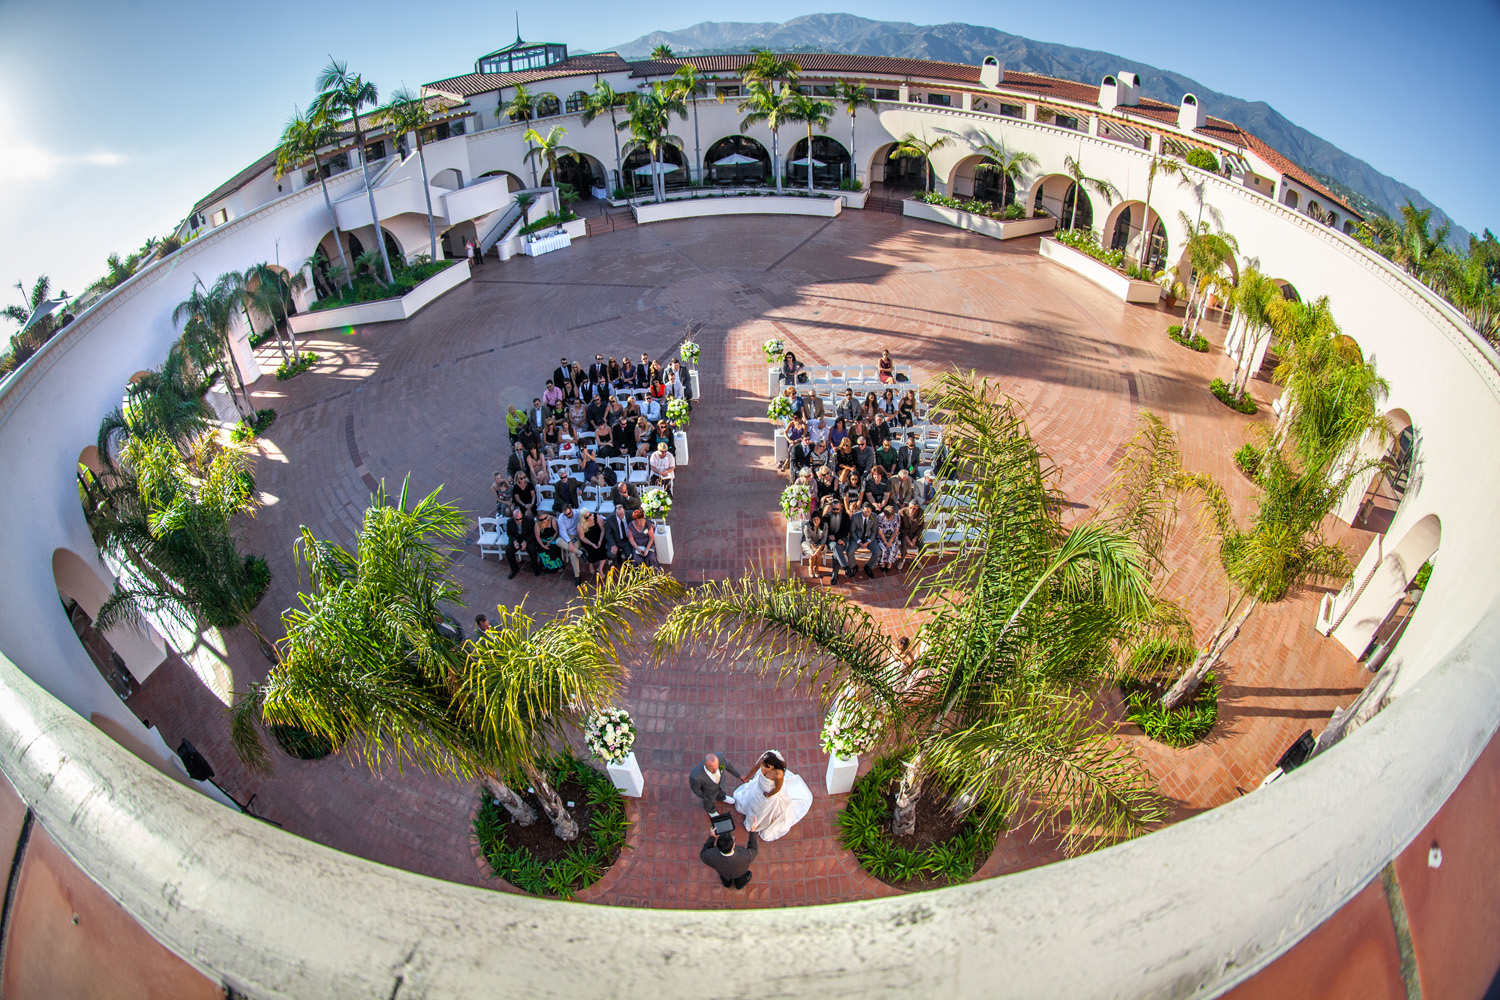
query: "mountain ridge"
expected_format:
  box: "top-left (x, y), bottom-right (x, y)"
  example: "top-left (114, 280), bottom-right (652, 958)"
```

top-left (613, 14), bottom-right (1468, 245)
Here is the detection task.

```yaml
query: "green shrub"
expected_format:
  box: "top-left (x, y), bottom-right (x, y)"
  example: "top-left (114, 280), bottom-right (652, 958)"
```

top-left (1185, 148), bottom-right (1221, 172)
top-left (1054, 227), bottom-right (1128, 270)
top-left (229, 407), bottom-right (277, 443)
top-left (1210, 377), bottom-right (1258, 414)
top-left (308, 259), bottom-right (458, 312)
top-left (838, 178), bottom-right (864, 191)
top-left (911, 190), bottom-right (1019, 222)
top-left (835, 754), bottom-right (995, 887)
top-left (1167, 325), bottom-right (1210, 352)
top-left (519, 209), bottom-right (581, 237)
top-left (1233, 443), bottom-right (1262, 477)
top-left (1123, 672), bottom-right (1220, 747)
top-left (270, 723), bottom-right (334, 760)
top-left (1412, 561), bottom-right (1433, 591)
top-left (275, 352), bottom-right (319, 381)
top-left (472, 752), bottom-right (626, 899)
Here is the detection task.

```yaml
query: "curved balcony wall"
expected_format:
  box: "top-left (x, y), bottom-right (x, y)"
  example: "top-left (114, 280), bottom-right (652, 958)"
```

top-left (1, 92), bottom-right (1497, 997)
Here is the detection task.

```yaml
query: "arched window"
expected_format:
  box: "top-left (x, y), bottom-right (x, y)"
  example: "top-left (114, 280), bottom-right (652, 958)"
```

top-left (565, 90), bottom-right (589, 114)
top-left (536, 93), bottom-right (561, 118)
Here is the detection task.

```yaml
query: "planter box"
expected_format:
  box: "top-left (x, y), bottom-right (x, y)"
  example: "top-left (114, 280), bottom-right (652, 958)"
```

top-left (902, 199), bottom-right (1057, 240)
top-left (1038, 238), bottom-right (1161, 304)
top-left (836, 189), bottom-right (869, 210)
top-left (825, 754), bottom-right (859, 795)
top-left (289, 262), bottom-right (470, 335)
top-left (634, 194), bottom-right (843, 225)
top-left (606, 752), bottom-right (644, 797)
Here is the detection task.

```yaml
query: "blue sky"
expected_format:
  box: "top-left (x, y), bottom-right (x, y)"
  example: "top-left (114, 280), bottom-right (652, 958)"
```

top-left (1, 0), bottom-right (1496, 305)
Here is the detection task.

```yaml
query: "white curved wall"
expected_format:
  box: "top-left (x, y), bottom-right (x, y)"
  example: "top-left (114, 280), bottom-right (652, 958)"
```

top-left (1, 86), bottom-right (1497, 995)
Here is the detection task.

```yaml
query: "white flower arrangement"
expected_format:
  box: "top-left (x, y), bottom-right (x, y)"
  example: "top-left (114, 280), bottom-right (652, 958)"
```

top-left (666, 397), bottom-right (691, 427)
top-left (585, 707), bottom-right (636, 765)
top-left (766, 394), bottom-right (794, 422)
top-left (762, 338), bottom-right (785, 365)
top-left (780, 482), bottom-right (811, 520)
top-left (640, 487), bottom-right (672, 519)
top-left (820, 699), bottom-right (883, 760)
top-left (679, 341), bottom-right (701, 365)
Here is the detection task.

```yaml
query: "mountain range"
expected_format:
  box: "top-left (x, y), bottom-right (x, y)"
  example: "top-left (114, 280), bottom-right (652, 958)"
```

top-left (614, 14), bottom-right (1467, 245)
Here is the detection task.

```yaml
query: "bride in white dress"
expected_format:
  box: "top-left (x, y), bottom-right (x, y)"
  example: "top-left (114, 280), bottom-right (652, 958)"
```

top-left (731, 750), bottom-right (814, 841)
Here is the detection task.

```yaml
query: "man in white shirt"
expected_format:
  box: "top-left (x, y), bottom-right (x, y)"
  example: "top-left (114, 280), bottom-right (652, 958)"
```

top-left (642, 395), bottom-right (663, 423)
top-left (648, 441), bottom-right (676, 495)
top-left (555, 501), bottom-right (582, 583)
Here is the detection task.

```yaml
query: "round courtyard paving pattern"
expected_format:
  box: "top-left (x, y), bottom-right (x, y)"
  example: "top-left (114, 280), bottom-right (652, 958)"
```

top-left (128, 210), bottom-right (1376, 909)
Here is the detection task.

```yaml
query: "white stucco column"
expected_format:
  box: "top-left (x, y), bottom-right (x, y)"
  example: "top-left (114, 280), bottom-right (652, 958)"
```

top-left (961, 92), bottom-right (973, 111)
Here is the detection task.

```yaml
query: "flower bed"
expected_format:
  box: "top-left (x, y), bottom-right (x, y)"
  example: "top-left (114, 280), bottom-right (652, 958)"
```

top-left (633, 192), bottom-right (842, 225)
top-left (1210, 377), bottom-right (1258, 414)
top-left (229, 407), bottom-right (277, 443)
top-left (1167, 324), bottom-right (1210, 352)
top-left (1038, 237), bottom-right (1161, 304)
top-left (836, 754), bottom-right (996, 890)
top-left (518, 210), bottom-right (580, 237)
top-left (275, 352), bottom-right (319, 380)
top-left (1122, 675), bottom-right (1221, 747)
top-left (472, 752), bottom-right (627, 899)
top-left (308, 259), bottom-right (458, 312)
top-left (289, 259), bottom-right (470, 334)
top-left (903, 195), bottom-right (1056, 241)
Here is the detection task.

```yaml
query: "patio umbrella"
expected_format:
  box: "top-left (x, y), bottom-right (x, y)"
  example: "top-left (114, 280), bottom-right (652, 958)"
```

top-left (712, 153), bottom-right (760, 166)
top-left (633, 162), bottom-right (681, 176)
top-left (789, 157), bottom-right (826, 167)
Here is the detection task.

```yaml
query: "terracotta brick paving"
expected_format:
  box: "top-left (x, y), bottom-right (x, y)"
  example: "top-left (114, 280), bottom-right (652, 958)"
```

top-left (127, 210), bottom-right (1375, 906)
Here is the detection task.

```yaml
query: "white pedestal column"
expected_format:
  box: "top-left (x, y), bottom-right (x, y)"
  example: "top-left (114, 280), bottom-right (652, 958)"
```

top-left (786, 522), bottom-right (803, 563)
top-left (655, 523), bottom-right (675, 565)
top-left (689, 369), bottom-right (700, 399)
top-left (767, 367), bottom-right (780, 398)
top-left (674, 430), bottom-right (690, 465)
top-left (825, 754), bottom-right (858, 794)
top-left (607, 752), bottom-right (645, 797)
top-left (774, 429), bottom-right (787, 462)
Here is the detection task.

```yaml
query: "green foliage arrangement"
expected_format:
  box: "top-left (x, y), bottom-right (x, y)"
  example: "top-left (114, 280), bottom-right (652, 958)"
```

top-left (1124, 673), bottom-right (1220, 747)
top-left (229, 408), bottom-right (277, 444)
top-left (836, 755), bottom-right (994, 886)
top-left (640, 487), bottom-right (672, 520)
top-left (308, 259), bottom-right (457, 312)
top-left (270, 722), bottom-right (335, 760)
top-left (1054, 227), bottom-right (1128, 270)
top-left (762, 338), bottom-right (785, 365)
top-left (275, 352), bottom-right (319, 381)
top-left (779, 481), bottom-right (810, 519)
top-left (665, 397), bottom-right (691, 427)
top-left (838, 178), bottom-right (864, 191)
top-left (1166, 324), bottom-right (1210, 352)
top-left (472, 753), bottom-right (627, 899)
top-left (1233, 443), bottom-right (1263, 477)
top-left (766, 394), bottom-right (794, 422)
top-left (912, 190), bottom-right (1023, 220)
top-left (1184, 148), bottom-right (1221, 172)
top-left (1210, 377), bottom-right (1258, 414)
top-left (519, 210), bottom-right (581, 237)
top-left (1412, 561), bottom-right (1433, 591)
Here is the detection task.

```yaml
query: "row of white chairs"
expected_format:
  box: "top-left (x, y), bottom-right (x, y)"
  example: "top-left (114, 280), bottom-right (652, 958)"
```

top-left (477, 481), bottom-right (650, 558)
top-left (804, 363), bottom-right (914, 392)
top-left (539, 453), bottom-right (654, 487)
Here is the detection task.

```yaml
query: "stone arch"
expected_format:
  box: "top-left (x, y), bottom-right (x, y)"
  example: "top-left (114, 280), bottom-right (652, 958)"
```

top-left (946, 154), bottom-right (1021, 205)
top-left (535, 92), bottom-right (561, 118)
top-left (78, 445), bottom-right (104, 476)
top-left (477, 169), bottom-right (525, 193)
top-left (1272, 278), bottom-right (1302, 302)
top-left (1342, 408), bottom-right (1417, 528)
top-left (1328, 513), bottom-right (1440, 662)
top-left (53, 546), bottom-right (168, 689)
top-left (872, 142), bottom-right (932, 192)
top-left (1104, 200), bottom-right (1146, 251)
top-left (431, 168), bottom-right (464, 191)
top-left (705, 135), bottom-right (770, 183)
top-left (1029, 174), bottom-right (1092, 230)
top-left (542, 153), bottom-right (606, 199)
top-left (786, 135), bottom-right (851, 187)
top-left (622, 142), bottom-right (686, 194)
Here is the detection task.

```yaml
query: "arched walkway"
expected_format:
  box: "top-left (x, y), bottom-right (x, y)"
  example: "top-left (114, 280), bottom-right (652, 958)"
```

top-left (704, 135), bottom-right (770, 184)
top-left (1328, 513), bottom-right (1440, 663)
top-left (622, 143), bottom-right (686, 195)
top-left (871, 142), bottom-right (930, 192)
top-left (1273, 278), bottom-right (1302, 302)
top-left (1343, 409), bottom-right (1415, 529)
top-left (542, 153), bottom-right (605, 200)
top-left (1030, 174), bottom-right (1093, 230)
top-left (431, 168), bottom-right (464, 191)
top-left (947, 154), bottom-right (1020, 205)
top-left (476, 170), bottom-right (525, 193)
top-left (786, 135), bottom-right (850, 188)
top-left (52, 547), bottom-right (168, 690)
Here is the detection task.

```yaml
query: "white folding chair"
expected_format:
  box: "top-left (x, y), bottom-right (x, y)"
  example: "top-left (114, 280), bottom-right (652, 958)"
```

top-left (477, 517), bottom-right (503, 561)
top-left (548, 459), bottom-right (574, 483)
top-left (811, 366), bottom-right (837, 391)
top-left (893, 364), bottom-right (913, 381)
top-left (627, 456), bottom-right (651, 485)
top-left (604, 457), bottom-right (627, 486)
top-left (536, 484), bottom-right (556, 514)
top-left (586, 485), bottom-right (612, 514)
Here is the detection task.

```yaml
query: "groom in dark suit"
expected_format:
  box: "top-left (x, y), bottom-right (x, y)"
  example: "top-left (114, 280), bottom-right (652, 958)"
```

top-left (688, 752), bottom-right (742, 814)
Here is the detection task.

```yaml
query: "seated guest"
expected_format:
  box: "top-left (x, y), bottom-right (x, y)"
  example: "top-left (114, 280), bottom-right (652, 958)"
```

top-left (813, 466), bottom-right (839, 504)
top-left (636, 352), bottom-right (652, 387)
top-left (788, 437), bottom-right (813, 481)
top-left (915, 470), bottom-right (938, 507)
top-left (623, 398), bottom-right (643, 424)
top-left (542, 379), bottom-right (565, 414)
top-left (853, 436), bottom-right (876, 479)
top-left (503, 506), bottom-right (535, 579)
top-left (835, 388), bottom-right (858, 423)
top-left (889, 468), bottom-right (915, 508)
top-left (619, 360), bottom-right (639, 389)
top-left (880, 387), bottom-right (898, 414)
top-left (898, 390), bottom-right (917, 427)
top-left (807, 415), bottom-right (829, 448)
top-left (803, 391), bottom-right (825, 420)
top-left (585, 392), bottom-right (608, 429)
top-left (785, 415), bottom-right (807, 450)
top-left (648, 377), bottom-right (667, 402)
top-left (649, 441), bottom-right (677, 495)
top-left (553, 474), bottom-right (582, 512)
top-left (506, 440), bottom-right (527, 479)
top-left (492, 471), bottom-right (512, 514)
top-left (634, 416), bottom-right (655, 457)
top-left (897, 433), bottom-right (922, 477)
top-left (836, 467), bottom-right (860, 498)
top-left (642, 394), bottom-right (663, 423)
top-left (652, 419), bottom-right (676, 454)
top-left (506, 404), bottom-right (528, 443)
top-left (541, 417), bottom-right (564, 457)
top-left (806, 437), bottom-right (832, 473)
top-left (800, 511), bottom-right (831, 578)
top-left (878, 347), bottom-right (895, 384)
top-left (589, 354), bottom-right (609, 384)
top-left (626, 509), bottom-right (658, 566)
top-left (526, 444), bottom-right (551, 486)
top-left (862, 466), bottom-right (891, 510)
top-left (849, 501), bottom-right (880, 580)
top-left (511, 473), bottom-right (536, 514)
top-left (861, 391), bottom-right (880, 423)
top-left (828, 417), bottom-right (849, 451)
top-left (779, 350), bottom-right (805, 388)
top-left (607, 357), bottom-right (622, 385)
top-left (833, 437), bottom-right (859, 477)
top-left (604, 505), bottom-right (633, 565)
top-left (874, 435), bottom-right (900, 474)
top-left (555, 500), bottom-right (583, 585)
top-left (605, 395), bottom-right (627, 425)
top-left (664, 369), bottom-right (686, 402)
top-left (594, 422), bottom-right (617, 458)
top-left (567, 397), bottom-right (588, 433)
top-left (552, 358), bottom-right (571, 395)
top-left (568, 362), bottom-right (586, 399)
top-left (581, 449), bottom-right (609, 488)
top-left (530, 396), bottom-right (547, 429)
top-left (533, 512), bottom-right (564, 576)
top-left (899, 499), bottom-right (925, 566)
top-left (516, 419), bottom-right (541, 455)
top-left (609, 480), bottom-right (641, 512)
top-left (869, 413), bottom-right (894, 448)
top-left (821, 495), bottom-right (853, 585)
top-left (577, 509), bottom-right (608, 581)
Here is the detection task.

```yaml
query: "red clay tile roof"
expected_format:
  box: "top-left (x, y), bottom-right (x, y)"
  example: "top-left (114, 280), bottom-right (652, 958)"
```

top-left (424, 52), bottom-right (631, 98)
top-left (627, 53), bottom-right (982, 84)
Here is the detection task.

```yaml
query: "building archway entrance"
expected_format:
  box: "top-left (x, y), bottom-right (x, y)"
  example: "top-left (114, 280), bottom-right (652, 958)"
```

top-left (542, 153), bottom-right (604, 200)
top-left (787, 136), bottom-right (851, 188)
top-left (705, 135), bottom-right (770, 184)
top-left (622, 143), bottom-right (686, 195)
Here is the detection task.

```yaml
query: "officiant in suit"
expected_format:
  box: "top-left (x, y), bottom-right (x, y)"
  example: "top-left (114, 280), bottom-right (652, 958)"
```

top-left (688, 752), bottom-right (742, 813)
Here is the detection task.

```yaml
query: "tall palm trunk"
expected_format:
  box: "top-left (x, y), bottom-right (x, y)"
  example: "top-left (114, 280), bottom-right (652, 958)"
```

top-left (1162, 597), bottom-right (1258, 709)
top-left (224, 350), bottom-right (254, 419)
top-left (849, 112), bottom-right (857, 187)
top-left (522, 762), bottom-right (580, 840)
top-left (414, 134), bottom-right (438, 262)
top-left (485, 775), bottom-right (539, 826)
top-left (313, 154), bottom-right (355, 289)
top-left (806, 124), bottom-right (816, 193)
top-left (691, 97), bottom-right (702, 183)
top-left (608, 106), bottom-right (623, 196)
top-left (891, 751), bottom-right (925, 836)
top-left (772, 128), bottom-right (782, 194)
top-left (354, 124), bottom-right (395, 284)
top-left (1138, 177), bottom-right (1157, 264)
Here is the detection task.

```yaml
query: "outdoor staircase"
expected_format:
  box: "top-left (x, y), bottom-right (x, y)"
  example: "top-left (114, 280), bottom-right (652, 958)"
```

top-left (865, 194), bottom-right (905, 216)
top-left (586, 207), bottom-right (638, 237)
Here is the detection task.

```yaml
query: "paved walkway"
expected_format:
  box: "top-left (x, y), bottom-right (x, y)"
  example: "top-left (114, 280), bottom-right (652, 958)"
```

top-left (128, 210), bottom-right (1376, 906)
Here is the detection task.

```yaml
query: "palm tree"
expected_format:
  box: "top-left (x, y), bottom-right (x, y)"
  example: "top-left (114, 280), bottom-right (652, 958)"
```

top-left (833, 80), bottom-right (875, 187)
top-left (787, 91), bottom-right (835, 193)
top-left (580, 79), bottom-right (627, 195)
top-left (353, 249), bottom-right (386, 285)
top-left (740, 49), bottom-right (800, 93)
top-left (651, 43), bottom-right (675, 60)
top-left (668, 64), bottom-right (708, 183)
top-left (245, 263), bottom-right (302, 364)
top-left (1177, 215), bottom-right (1240, 337)
top-left (891, 131), bottom-right (954, 194)
top-left (522, 125), bottom-right (579, 224)
top-left (173, 274), bottom-right (253, 419)
top-left (971, 135), bottom-right (1038, 208)
top-left (1061, 154), bottom-right (1121, 232)
top-left (2, 275), bottom-right (66, 376)
top-left (501, 83), bottom-right (540, 186)
top-left (275, 108), bottom-right (354, 290)
top-left (1136, 155), bottom-right (1182, 264)
top-left (376, 88), bottom-right (440, 262)
top-left (86, 432), bottom-right (266, 637)
top-left (1228, 267), bottom-right (1281, 396)
top-left (655, 373), bottom-right (1172, 848)
top-left (1161, 449), bottom-right (1352, 709)
top-left (232, 478), bottom-right (681, 842)
top-left (313, 59), bottom-right (394, 285)
top-left (620, 85), bottom-right (687, 203)
top-left (738, 82), bottom-right (798, 195)
top-left (99, 345), bottom-right (215, 462)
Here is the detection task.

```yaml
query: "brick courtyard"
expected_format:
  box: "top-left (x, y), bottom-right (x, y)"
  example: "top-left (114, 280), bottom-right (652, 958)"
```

top-left (127, 209), bottom-right (1375, 908)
